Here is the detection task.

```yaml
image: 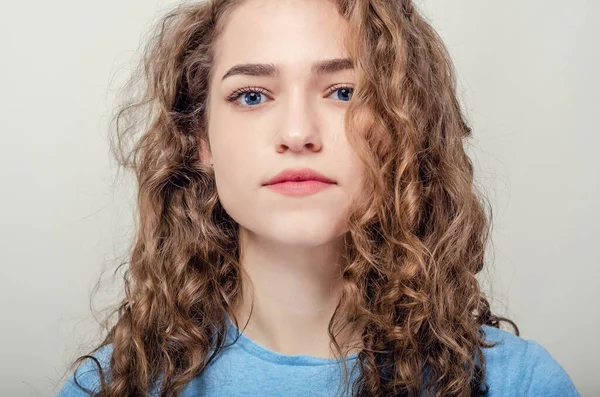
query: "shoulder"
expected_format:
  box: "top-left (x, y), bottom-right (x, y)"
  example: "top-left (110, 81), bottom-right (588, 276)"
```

top-left (57, 344), bottom-right (114, 397)
top-left (479, 325), bottom-right (580, 397)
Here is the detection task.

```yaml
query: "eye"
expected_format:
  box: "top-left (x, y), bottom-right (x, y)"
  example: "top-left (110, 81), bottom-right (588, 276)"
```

top-left (325, 84), bottom-right (353, 102)
top-left (225, 84), bottom-right (354, 108)
top-left (226, 86), bottom-right (271, 108)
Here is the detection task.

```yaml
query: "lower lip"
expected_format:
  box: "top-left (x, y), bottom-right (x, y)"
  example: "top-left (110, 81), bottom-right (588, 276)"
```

top-left (264, 180), bottom-right (335, 196)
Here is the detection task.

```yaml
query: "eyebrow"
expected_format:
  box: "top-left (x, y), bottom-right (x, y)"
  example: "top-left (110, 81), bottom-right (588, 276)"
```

top-left (221, 58), bottom-right (354, 81)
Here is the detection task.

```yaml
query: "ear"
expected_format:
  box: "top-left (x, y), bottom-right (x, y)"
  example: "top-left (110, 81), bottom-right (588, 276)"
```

top-left (199, 137), bottom-right (213, 166)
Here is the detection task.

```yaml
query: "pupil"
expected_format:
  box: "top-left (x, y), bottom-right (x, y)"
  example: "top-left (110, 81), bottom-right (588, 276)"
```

top-left (245, 92), bottom-right (260, 105)
top-left (339, 88), bottom-right (351, 101)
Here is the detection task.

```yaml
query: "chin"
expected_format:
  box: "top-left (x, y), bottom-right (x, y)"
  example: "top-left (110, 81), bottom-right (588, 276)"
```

top-left (249, 217), bottom-right (347, 248)
top-left (223, 200), bottom-right (350, 247)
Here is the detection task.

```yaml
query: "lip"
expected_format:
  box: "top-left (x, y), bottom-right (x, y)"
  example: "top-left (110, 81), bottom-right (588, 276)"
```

top-left (263, 168), bottom-right (336, 186)
top-left (265, 180), bottom-right (334, 196)
top-left (263, 168), bottom-right (336, 196)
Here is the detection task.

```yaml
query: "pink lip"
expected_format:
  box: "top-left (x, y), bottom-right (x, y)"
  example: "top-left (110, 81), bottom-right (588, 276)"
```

top-left (263, 168), bottom-right (336, 196)
top-left (265, 180), bottom-right (334, 196)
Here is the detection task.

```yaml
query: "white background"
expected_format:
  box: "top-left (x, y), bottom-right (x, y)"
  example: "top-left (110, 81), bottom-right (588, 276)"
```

top-left (0, 0), bottom-right (597, 395)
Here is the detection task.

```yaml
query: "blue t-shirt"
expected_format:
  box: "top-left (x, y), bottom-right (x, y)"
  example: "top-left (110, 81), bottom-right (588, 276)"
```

top-left (57, 316), bottom-right (580, 397)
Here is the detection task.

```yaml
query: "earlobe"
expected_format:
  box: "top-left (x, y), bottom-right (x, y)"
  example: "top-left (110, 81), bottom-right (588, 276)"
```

top-left (199, 137), bottom-right (213, 167)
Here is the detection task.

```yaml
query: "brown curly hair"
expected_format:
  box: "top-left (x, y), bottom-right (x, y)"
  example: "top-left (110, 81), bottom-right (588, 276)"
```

top-left (62, 0), bottom-right (518, 396)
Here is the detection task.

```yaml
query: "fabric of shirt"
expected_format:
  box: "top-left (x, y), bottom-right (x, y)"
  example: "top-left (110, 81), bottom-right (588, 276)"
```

top-left (57, 315), bottom-right (580, 397)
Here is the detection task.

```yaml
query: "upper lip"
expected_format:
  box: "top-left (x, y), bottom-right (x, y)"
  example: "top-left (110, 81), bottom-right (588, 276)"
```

top-left (263, 168), bottom-right (336, 185)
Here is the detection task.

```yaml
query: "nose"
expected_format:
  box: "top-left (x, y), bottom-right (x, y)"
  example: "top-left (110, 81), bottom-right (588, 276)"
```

top-left (274, 91), bottom-right (323, 154)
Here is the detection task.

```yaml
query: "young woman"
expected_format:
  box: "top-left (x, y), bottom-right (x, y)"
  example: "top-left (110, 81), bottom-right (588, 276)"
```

top-left (57, 0), bottom-right (579, 396)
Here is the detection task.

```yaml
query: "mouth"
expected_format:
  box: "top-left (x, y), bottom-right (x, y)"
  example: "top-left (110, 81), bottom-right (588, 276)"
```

top-left (264, 179), bottom-right (335, 196)
top-left (263, 168), bottom-right (336, 186)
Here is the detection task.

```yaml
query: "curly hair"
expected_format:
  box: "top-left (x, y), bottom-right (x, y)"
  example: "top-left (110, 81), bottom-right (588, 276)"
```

top-left (63, 0), bottom-right (518, 396)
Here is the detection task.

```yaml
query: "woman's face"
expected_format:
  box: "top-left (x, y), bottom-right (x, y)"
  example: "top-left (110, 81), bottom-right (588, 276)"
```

top-left (205, 0), bottom-right (364, 247)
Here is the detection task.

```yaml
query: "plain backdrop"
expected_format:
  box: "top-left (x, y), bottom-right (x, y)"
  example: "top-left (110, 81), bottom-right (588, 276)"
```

top-left (1, 0), bottom-right (597, 396)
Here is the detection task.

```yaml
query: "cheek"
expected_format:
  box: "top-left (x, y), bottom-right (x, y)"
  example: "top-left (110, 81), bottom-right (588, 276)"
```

top-left (335, 133), bottom-right (366, 198)
top-left (211, 139), bottom-right (256, 215)
top-left (213, 163), bottom-right (261, 234)
top-left (209, 110), bottom-right (256, 182)
top-left (208, 123), bottom-right (256, 219)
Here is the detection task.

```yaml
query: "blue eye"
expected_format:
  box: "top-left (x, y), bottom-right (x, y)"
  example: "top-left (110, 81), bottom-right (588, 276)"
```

top-left (226, 84), bottom-right (354, 108)
top-left (328, 86), bottom-right (353, 102)
top-left (226, 86), bottom-right (270, 107)
top-left (241, 91), bottom-right (266, 106)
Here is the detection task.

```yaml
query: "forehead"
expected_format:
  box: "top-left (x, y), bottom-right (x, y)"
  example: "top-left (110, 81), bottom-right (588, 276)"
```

top-left (213, 0), bottom-right (349, 77)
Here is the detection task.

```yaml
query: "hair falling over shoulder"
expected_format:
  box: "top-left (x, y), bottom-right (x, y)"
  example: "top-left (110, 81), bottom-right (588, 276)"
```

top-left (65, 0), bottom-right (518, 396)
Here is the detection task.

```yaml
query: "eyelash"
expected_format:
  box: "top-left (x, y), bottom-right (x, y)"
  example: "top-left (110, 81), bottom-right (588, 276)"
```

top-left (225, 84), bottom-right (353, 107)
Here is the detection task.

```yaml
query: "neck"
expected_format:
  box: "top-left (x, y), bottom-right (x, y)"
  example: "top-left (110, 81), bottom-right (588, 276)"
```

top-left (231, 227), bottom-right (361, 358)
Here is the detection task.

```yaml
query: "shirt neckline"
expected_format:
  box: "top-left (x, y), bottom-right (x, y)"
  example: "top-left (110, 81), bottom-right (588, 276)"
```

top-left (224, 312), bottom-right (360, 366)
